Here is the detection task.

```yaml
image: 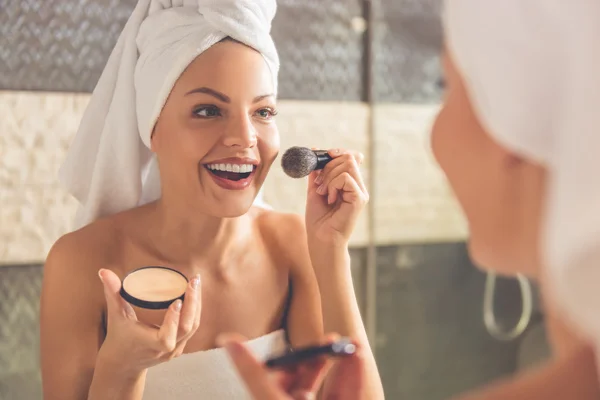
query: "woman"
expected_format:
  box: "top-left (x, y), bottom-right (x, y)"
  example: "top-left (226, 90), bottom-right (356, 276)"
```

top-left (224, 1), bottom-right (600, 399)
top-left (39, 0), bottom-right (384, 399)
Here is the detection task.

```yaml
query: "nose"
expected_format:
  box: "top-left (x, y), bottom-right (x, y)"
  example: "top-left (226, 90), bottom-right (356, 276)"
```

top-left (222, 114), bottom-right (257, 148)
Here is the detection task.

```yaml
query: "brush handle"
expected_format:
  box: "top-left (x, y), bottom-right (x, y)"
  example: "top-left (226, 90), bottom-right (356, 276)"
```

top-left (314, 150), bottom-right (334, 170)
top-left (265, 338), bottom-right (356, 369)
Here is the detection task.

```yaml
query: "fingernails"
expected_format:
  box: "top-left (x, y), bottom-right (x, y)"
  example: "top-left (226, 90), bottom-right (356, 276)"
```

top-left (98, 269), bottom-right (105, 283)
top-left (191, 274), bottom-right (201, 290)
top-left (314, 174), bottom-right (323, 185)
top-left (330, 148), bottom-right (340, 155)
top-left (173, 299), bottom-right (182, 312)
top-left (317, 185), bottom-right (325, 194)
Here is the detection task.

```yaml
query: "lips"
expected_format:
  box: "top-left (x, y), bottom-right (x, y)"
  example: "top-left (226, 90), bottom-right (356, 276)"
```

top-left (202, 159), bottom-right (258, 190)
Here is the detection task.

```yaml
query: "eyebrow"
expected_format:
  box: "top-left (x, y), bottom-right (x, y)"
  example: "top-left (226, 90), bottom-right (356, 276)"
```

top-left (186, 87), bottom-right (230, 102)
top-left (252, 94), bottom-right (275, 103)
top-left (185, 87), bottom-right (274, 104)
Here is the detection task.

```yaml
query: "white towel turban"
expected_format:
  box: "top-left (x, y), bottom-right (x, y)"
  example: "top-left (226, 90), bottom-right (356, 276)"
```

top-left (444, 0), bottom-right (600, 345)
top-left (59, 0), bottom-right (279, 229)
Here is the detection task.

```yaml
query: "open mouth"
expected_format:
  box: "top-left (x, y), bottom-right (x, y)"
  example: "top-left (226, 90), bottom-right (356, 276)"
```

top-left (205, 163), bottom-right (257, 181)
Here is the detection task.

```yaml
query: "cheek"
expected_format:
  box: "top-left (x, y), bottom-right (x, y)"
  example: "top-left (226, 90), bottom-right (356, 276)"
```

top-left (258, 125), bottom-right (280, 164)
top-left (430, 108), bottom-right (449, 171)
top-left (432, 102), bottom-right (519, 269)
top-left (431, 103), bottom-right (495, 226)
top-left (431, 106), bottom-right (469, 189)
top-left (164, 123), bottom-right (219, 159)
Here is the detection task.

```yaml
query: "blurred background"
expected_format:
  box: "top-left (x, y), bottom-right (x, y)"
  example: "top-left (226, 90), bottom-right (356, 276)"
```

top-left (0, 0), bottom-right (552, 398)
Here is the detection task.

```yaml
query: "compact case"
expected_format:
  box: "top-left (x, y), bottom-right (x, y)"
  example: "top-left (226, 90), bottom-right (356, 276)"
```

top-left (120, 266), bottom-right (188, 310)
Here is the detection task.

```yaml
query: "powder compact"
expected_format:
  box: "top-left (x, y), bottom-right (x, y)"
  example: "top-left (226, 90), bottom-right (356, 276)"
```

top-left (120, 266), bottom-right (188, 310)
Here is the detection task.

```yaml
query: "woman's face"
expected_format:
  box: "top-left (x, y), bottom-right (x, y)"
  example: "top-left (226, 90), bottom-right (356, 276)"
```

top-left (430, 52), bottom-right (545, 276)
top-left (151, 39), bottom-right (279, 217)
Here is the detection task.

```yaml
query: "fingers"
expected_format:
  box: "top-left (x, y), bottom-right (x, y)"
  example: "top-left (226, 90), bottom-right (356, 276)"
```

top-left (291, 391), bottom-right (316, 400)
top-left (325, 148), bottom-right (364, 165)
top-left (307, 170), bottom-right (320, 195)
top-left (293, 333), bottom-right (340, 391)
top-left (314, 150), bottom-right (368, 201)
top-left (99, 269), bottom-right (137, 321)
top-left (156, 299), bottom-right (182, 353)
top-left (322, 340), bottom-right (366, 398)
top-left (221, 337), bottom-right (286, 400)
top-left (292, 357), bottom-right (333, 395)
top-left (177, 274), bottom-right (202, 343)
top-left (165, 274), bottom-right (202, 359)
top-left (327, 173), bottom-right (368, 206)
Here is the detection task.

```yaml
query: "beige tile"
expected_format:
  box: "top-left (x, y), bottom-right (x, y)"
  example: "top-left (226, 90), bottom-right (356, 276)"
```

top-left (0, 92), bottom-right (467, 264)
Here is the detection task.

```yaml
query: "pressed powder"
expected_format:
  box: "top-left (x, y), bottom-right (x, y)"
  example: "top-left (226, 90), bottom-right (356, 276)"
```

top-left (120, 266), bottom-right (188, 310)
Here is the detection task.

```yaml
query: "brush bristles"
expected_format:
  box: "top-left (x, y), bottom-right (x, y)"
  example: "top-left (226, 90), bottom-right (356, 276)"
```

top-left (281, 146), bottom-right (318, 178)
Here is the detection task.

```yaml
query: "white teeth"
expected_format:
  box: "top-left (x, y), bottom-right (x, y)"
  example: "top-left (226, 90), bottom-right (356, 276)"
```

top-left (207, 163), bottom-right (255, 173)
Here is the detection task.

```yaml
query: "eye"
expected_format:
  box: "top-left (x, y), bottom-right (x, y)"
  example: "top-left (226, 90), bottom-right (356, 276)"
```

top-left (255, 107), bottom-right (278, 120)
top-left (193, 105), bottom-right (221, 118)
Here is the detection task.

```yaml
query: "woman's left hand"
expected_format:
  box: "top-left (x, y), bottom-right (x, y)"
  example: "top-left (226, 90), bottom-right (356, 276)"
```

top-left (304, 149), bottom-right (369, 247)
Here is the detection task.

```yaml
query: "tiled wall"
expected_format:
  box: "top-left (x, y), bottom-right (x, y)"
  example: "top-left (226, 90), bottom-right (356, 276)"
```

top-left (0, 265), bottom-right (43, 400)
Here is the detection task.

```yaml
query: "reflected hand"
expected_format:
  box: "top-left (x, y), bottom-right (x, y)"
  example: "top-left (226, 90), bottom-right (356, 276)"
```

top-left (222, 334), bottom-right (365, 400)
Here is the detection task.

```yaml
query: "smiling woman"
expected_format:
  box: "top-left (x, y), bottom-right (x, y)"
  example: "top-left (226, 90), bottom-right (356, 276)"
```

top-left (39, 0), bottom-right (383, 399)
top-left (147, 38), bottom-right (280, 218)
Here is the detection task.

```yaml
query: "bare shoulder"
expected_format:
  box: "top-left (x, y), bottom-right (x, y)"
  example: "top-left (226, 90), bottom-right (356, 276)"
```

top-left (253, 208), bottom-right (309, 264)
top-left (45, 218), bottom-right (122, 274)
top-left (40, 218), bottom-right (126, 398)
top-left (41, 217), bottom-right (124, 338)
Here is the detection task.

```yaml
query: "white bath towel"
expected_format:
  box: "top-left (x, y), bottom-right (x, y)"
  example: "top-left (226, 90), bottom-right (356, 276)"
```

top-left (58, 0), bottom-right (279, 229)
top-left (444, 0), bottom-right (600, 345)
top-left (143, 329), bottom-right (287, 399)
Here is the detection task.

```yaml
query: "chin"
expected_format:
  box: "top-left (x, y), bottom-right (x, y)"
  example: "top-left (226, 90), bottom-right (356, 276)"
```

top-left (205, 196), bottom-right (256, 218)
top-left (467, 238), bottom-right (522, 276)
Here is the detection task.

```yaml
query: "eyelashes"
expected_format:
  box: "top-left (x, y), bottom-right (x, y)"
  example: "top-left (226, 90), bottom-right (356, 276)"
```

top-left (192, 105), bottom-right (278, 120)
top-left (256, 107), bottom-right (278, 119)
top-left (193, 105), bottom-right (221, 118)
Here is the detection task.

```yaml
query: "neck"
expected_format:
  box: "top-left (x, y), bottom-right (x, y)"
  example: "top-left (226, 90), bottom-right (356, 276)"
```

top-left (146, 197), bottom-right (245, 266)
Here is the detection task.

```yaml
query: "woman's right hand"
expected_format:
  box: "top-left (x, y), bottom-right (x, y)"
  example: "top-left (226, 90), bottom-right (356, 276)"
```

top-left (223, 334), bottom-right (366, 400)
top-left (96, 268), bottom-right (202, 375)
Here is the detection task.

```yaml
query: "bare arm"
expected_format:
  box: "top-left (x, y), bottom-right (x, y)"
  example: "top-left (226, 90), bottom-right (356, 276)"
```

top-left (40, 232), bottom-right (145, 400)
top-left (309, 243), bottom-right (384, 400)
top-left (265, 212), bottom-right (324, 348)
top-left (263, 212), bottom-right (382, 399)
top-left (286, 252), bottom-right (325, 348)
